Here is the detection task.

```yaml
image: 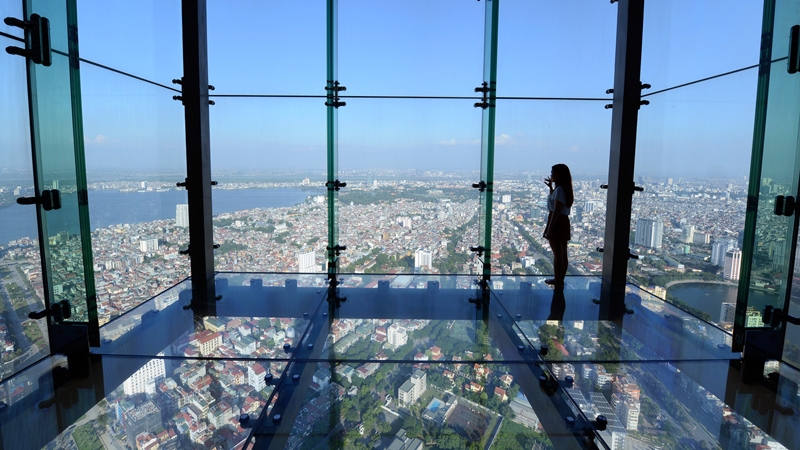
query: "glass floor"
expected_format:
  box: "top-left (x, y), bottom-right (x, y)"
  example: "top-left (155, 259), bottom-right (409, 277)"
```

top-left (0, 274), bottom-right (798, 449)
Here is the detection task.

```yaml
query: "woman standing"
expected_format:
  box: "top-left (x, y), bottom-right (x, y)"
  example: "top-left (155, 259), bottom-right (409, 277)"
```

top-left (543, 164), bottom-right (574, 287)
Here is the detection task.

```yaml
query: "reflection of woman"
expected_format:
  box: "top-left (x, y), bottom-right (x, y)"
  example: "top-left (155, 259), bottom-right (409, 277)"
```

top-left (543, 164), bottom-right (574, 287)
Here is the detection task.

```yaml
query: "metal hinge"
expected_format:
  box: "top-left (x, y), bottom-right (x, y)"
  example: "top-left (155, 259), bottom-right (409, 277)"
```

top-left (4, 15), bottom-right (51, 66)
top-left (16, 189), bottom-right (61, 211)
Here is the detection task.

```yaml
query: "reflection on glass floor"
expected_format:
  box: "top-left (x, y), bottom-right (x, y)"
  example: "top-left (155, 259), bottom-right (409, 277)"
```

top-left (0, 274), bottom-right (798, 450)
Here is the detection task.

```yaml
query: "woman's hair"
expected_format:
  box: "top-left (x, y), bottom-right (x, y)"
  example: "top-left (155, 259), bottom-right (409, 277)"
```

top-left (552, 164), bottom-right (574, 207)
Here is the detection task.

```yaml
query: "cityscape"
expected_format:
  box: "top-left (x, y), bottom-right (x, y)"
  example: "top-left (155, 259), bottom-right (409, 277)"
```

top-left (1, 170), bottom-right (796, 450)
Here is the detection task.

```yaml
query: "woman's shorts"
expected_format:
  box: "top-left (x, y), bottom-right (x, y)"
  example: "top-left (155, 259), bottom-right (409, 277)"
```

top-left (546, 213), bottom-right (571, 242)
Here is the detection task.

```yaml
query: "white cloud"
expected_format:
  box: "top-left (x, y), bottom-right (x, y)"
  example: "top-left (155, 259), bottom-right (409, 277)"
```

top-left (567, 145), bottom-right (579, 153)
top-left (87, 134), bottom-right (108, 145)
top-left (495, 133), bottom-right (515, 146)
top-left (438, 139), bottom-right (458, 146)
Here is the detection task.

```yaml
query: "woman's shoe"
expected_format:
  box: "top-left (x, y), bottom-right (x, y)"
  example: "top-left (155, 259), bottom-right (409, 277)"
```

top-left (544, 279), bottom-right (557, 285)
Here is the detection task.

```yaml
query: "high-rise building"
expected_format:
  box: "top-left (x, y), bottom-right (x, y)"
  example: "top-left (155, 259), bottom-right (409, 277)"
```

top-left (298, 249), bottom-right (316, 273)
top-left (176, 204), bottom-right (189, 227)
top-left (122, 356), bottom-right (166, 396)
top-left (414, 249), bottom-right (432, 270)
top-left (724, 249), bottom-right (742, 281)
top-left (693, 232), bottom-right (711, 245)
top-left (746, 307), bottom-right (763, 327)
top-left (680, 225), bottom-right (695, 244)
top-left (635, 219), bottom-right (663, 249)
top-left (139, 238), bottom-right (159, 253)
top-left (387, 323), bottom-right (408, 348)
top-left (501, 194), bottom-right (511, 203)
top-left (398, 369), bottom-right (427, 406)
top-left (720, 302), bottom-right (736, 323)
top-left (122, 401), bottom-right (161, 448)
top-left (712, 240), bottom-right (737, 266)
top-left (248, 363), bottom-right (268, 392)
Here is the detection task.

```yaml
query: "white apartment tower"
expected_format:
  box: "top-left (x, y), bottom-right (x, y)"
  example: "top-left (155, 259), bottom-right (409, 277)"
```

top-left (123, 356), bottom-right (166, 396)
top-left (712, 239), bottom-right (736, 266)
top-left (635, 219), bottom-right (663, 249)
top-left (398, 369), bottom-right (427, 406)
top-left (387, 323), bottom-right (408, 348)
top-left (298, 249), bottom-right (316, 273)
top-left (176, 204), bottom-right (189, 227)
top-left (724, 249), bottom-right (742, 281)
top-left (414, 249), bottom-right (432, 270)
top-left (139, 238), bottom-right (159, 253)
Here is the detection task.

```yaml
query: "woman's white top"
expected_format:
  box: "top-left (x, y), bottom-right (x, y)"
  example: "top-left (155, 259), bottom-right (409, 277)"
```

top-left (547, 186), bottom-right (571, 216)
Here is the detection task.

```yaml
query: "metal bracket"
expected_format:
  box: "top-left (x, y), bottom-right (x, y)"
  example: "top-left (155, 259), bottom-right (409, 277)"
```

top-left (29, 300), bottom-right (71, 323)
top-left (471, 181), bottom-right (490, 192)
top-left (470, 245), bottom-right (486, 257)
top-left (605, 81), bottom-right (650, 109)
top-left (325, 180), bottom-right (347, 191)
top-left (16, 189), bottom-right (61, 211)
top-left (473, 81), bottom-right (495, 109)
top-left (774, 195), bottom-right (799, 216)
top-left (326, 245), bottom-right (347, 256)
top-left (4, 15), bottom-right (51, 66)
top-left (325, 80), bottom-right (347, 108)
top-left (763, 305), bottom-right (800, 328)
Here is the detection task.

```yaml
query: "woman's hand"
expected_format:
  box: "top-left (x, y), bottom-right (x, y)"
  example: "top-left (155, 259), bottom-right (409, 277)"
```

top-left (544, 177), bottom-right (553, 191)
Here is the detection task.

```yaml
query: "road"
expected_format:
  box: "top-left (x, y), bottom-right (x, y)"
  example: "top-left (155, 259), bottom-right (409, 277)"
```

top-left (0, 262), bottom-right (47, 375)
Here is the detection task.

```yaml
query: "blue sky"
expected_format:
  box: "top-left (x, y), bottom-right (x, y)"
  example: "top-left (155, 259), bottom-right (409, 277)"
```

top-left (2, 0), bottom-right (765, 179)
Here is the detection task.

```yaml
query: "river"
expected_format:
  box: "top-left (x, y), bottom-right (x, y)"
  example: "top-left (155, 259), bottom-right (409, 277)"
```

top-left (669, 282), bottom-right (800, 355)
top-left (0, 187), bottom-right (320, 245)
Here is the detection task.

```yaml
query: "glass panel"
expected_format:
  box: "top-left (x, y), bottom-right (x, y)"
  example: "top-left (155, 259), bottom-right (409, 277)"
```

top-left (317, 276), bottom-right (535, 362)
top-left (209, 98), bottom-right (327, 274)
top-left (338, 0), bottom-right (483, 97)
top-left (0, 355), bottom-right (68, 449)
top-left (80, 64), bottom-right (189, 325)
top-left (631, 69), bottom-right (758, 326)
top-left (0, 42), bottom-right (50, 380)
top-left (493, 278), bottom-right (738, 363)
top-left (0, 353), bottom-right (275, 450)
top-left (337, 98), bottom-right (483, 275)
top-left (25, 0), bottom-right (96, 325)
top-left (93, 275), bottom-right (327, 360)
top-left (76, 0), bottom-right (182, 86)
top-left (208, 0), bottom-right (326, 95)
top-left (245, 361), bottom-right (603, 449)
top-left (742, 0), bottom-right (800, 345)
top-left (493, 99), bottom-right (611, 278)
top-left (0, 1), bottom-right (24, 38)
top-left (498, 0), bottom-right (616, 98)
top-left (641, 0), bottom-right (762, 90)
top-left (552, 360), bottom-right (798, 450)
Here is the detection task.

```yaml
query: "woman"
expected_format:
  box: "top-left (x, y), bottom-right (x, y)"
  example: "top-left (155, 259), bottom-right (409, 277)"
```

top-left (543, 164), bottom-right (574, 287)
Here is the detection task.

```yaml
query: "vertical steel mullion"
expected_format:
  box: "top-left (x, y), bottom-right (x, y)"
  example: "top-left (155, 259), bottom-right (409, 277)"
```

top-left (326, 0), bottom-right (338, 284)
top-left (600, 0), bottom-right (645, 320)
top-left (181, 0), bottom-right (216, 313)
top-left (479, 0), bottom-right (499, 284)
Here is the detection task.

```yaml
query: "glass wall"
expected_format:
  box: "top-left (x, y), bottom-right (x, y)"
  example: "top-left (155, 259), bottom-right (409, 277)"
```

top-left (630, 0), bottom-right (762, 335)
top-left (0, 32), bottom-right (50, 380)
top-left (77, 0), bottom-right (188, 325)
top-left (493, 1), bottom-right (616, 280)
top-left (208, 1), bottom-right (328, 281)
top-left (336, 1), bottom-right (485, 276)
